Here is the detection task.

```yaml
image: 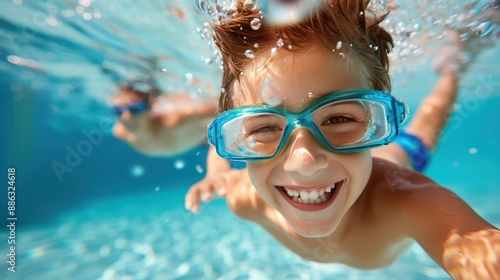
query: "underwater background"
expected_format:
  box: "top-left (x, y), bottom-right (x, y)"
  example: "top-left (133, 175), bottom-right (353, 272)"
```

top-left (1, 0), bottom-right (499, 279)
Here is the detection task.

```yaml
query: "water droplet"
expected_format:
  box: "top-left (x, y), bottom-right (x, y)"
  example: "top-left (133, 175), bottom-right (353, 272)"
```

top-left (250, 18), bottom-right (262, 30)
top-left (287, 44), bottom-right (292, 49)
top-left (277, 38), bottom-right (284, 47)
top-left (196, 165), bottom-right (204, 174)
top-left (244, 50), bottom-right (255, 58)
top-left (247, 136), bottom-right (257, 148)
top-left (260, 79), bottom-right (282, 106)
top-left (254, 43), bottom-right (259, 48)
top-left (336, 41), bottom-right (342, 50)
top-left (359, 11), bottom-right (364, 16)
top-left (468, 148), bottom-right (478, 154)
top-left (270, 47), bottom-right (278, 56)
top-left (174, 160), bottom-right (185, 169)
top-left (221, 88), bottom-right (226, 93)
top-left (185, 73), bottom-right (194, 85)
top-left (308, 92), bottom-right (314, 98)
top-left (339, 52), bottom-right (346, 59)
top-left (130, 165), bottom-right (145, 177)
top-left (243, 0), bottom-right (254, 10)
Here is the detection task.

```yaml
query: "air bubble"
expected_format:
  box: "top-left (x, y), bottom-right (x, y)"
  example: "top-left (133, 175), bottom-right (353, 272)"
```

top-left (247, 136), bottom-right (257, 148)
top-left (174, 160), bottom-right (185, 169)
top-left (339, 52), bottom-right (346, 58)
top-left (130, 165), bottom-right (145, 177)
top-left (308, 92), bottom-right (314, 98)
top-left (336, 41), bottom-right (342, 50)
top-left (468, 148), bottom-right (478, 154)
top-left (260, 79), bottom-right (282, 106)
top-left (244, 50), bottom-right (255, 58)
top-left (254, 43), bottom-right (259, 48)
top-left (277, 38), bottom-right (284, 47)
top-left (196, 165), bottom-right (204, 173)
top-left (270, 47), bottom-right (278, 56)
top-left (250, 18), bottom-right (262, 30)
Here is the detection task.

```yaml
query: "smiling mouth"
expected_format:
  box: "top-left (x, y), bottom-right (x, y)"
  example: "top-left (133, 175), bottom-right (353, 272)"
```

top-left (276, 180), bottom-right (343, 211)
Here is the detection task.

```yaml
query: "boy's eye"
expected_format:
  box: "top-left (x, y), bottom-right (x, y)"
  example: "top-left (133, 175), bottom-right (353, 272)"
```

top-left (323, 115), bottom-right (355, 125)
top-left (251, 125), bottom-right (283, 134)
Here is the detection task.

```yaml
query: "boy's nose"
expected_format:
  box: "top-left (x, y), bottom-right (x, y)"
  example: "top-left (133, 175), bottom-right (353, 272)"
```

top-left (283, 129), bottom-right (328, 176)
top-left (120, 110), bottom-right (132, 121)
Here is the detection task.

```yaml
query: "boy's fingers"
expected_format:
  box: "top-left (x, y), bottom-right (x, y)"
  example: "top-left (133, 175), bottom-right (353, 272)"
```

top-left (185, 185), bottom-right (202, 212)
top-left (213, 176), bottom-right (229, 196)
top-left (201, 190), bottom-right (213, 202)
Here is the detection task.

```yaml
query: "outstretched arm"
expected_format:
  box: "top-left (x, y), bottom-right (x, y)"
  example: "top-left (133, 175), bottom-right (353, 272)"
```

top-left (402, 186), bottom-right (500, 279)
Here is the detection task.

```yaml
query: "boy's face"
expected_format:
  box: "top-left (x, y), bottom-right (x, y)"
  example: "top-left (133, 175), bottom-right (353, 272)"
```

top-left (234, 45), bottom-right (373, 238)
top-left (111, 92), bottom-right (149, 132)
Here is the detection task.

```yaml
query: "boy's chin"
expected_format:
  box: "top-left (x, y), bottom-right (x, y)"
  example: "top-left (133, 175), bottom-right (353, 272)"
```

top-left (289, 220), bottom-right (339, 239)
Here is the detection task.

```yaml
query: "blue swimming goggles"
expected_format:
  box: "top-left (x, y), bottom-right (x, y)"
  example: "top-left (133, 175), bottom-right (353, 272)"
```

top-left (111, 101), bottom-right (150, 117)
top-left (208, 89), bottom-right (409, 161)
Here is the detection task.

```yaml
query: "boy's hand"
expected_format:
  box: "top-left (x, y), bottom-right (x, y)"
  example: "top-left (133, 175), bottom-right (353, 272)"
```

top-left (184, 170), bottom-right (240, 213)
top-left (443, 228), bottom-right (500, 279)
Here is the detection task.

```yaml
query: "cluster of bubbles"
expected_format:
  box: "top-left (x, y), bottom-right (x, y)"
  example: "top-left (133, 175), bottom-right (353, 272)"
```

top-left (196, 0), bottom-right (258, 25)
top-left (196, 0), bottom-right (499, 106)
top-left (382, 0), bottom-right (498, 69)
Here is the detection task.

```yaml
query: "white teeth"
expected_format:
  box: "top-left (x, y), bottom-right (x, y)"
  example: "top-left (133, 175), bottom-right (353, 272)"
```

top-left (309, 190), bottom-right (319, 200)
top-left (300, 191), bottom-right (309, 200)
top-left (283, 183), bottom-right (339, 204)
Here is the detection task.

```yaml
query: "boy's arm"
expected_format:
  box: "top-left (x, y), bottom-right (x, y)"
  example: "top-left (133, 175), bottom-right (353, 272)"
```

top-left (402, 185), bottom-right (500, 279)
top-left (184, 149), bottom-right (277, 225)
top-left (185, 147), bottom-right (232, 213)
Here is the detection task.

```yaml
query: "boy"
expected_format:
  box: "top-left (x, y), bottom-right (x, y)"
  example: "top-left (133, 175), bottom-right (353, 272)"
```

top-left (111, 81), bottom-right (217, 156)
top-left (186, 0), bottom-right (499, 278)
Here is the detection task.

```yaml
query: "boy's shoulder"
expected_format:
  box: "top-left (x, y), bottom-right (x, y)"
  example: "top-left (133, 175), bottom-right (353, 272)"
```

top-left (362, 158), bottom-right (449, 228)
top-left (366, 158), bottom-right (440, 202)
top-left (364, 158), bottom-right (490, 237)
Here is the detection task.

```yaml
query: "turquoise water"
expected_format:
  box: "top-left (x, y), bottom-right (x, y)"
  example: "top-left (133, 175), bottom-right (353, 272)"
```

top-left (2, 0), bottom-right (500, 279)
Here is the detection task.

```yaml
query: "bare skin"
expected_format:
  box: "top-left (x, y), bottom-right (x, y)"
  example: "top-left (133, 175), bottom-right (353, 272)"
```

top-left (112, 92), bottom-right (217, 156)
top-left (185, 41), bottom-right (499, 277)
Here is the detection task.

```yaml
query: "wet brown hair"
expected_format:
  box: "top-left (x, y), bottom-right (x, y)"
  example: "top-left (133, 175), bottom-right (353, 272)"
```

top-left (211, 0), bottom-right (394, 112)
top-left (116, 82), bottom-right (161, 104)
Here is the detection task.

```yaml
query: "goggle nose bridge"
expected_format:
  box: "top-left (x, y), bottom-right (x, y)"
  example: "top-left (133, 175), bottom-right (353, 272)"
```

top-left (287, 116), bottom-right (316, 131)
top-left (284, 117), bottom-right (322, 142)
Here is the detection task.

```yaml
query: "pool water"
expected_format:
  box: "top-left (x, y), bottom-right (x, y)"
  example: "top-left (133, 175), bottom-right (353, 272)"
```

top-left (2, 0), bottom-right (499, 279)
